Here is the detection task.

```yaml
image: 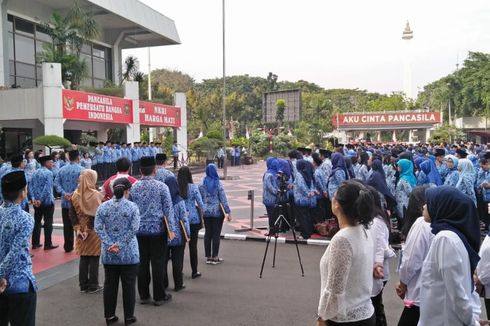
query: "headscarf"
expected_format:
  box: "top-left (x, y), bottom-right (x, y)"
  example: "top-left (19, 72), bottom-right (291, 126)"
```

top-left (469, 155), bottom-right (480, 170)
top-left (445, 154), bottom-right (459, 170)
top-left (296, 159), bottom-right (314, 187)
top-left (458, 158), bottom-right (475, 178)
top-left (344, 156), bottom-right (355, 179)
top-left (331, 153), bottom-right (347, 178)
top-left (397, 159), bottom-right (417, 188)
top-left (426, 186), bottom-right (480, 287)
top-left (165, 176), bottom-right (183, 205)
top-left (204, 163), bottom-right (220, 196)
top-left (414, 157), bottom-right (425, 171)
top-left (420, 159), bottom-right (443, 186)
top-left (265, 157), bottom-right (279, 176)
top-left (71, 169), bottom-right (103, 216)
top-left (367, 159), bottom-right (394, 204)
top-left (277, 159), bottom-right (291, 179)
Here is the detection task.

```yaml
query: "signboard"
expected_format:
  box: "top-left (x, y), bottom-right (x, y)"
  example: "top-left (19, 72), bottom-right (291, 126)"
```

top-left (262, 89), bottom-right (301, 123)
top-left (139, 101), bottom-right (181, 128)
top-left (62, 90), bottom-right (133, 124)
top-left (332, 112), bottom-right (442, 128)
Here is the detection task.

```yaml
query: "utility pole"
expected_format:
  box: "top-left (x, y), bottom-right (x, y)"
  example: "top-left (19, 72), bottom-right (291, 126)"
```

top-left (222, 0), bottom-right (227, 179)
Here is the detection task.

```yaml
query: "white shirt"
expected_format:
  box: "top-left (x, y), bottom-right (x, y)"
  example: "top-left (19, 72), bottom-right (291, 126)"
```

top-left (318, 225), bottom-right (375, 322)
top-left (476, 235), bottom-right (490, 299)
top-left (399, 217), bottom-right (434, 306)
top-left (371, 217), bottom-right (396, 296)
top-left (418, 230), bottom-right (480, 326)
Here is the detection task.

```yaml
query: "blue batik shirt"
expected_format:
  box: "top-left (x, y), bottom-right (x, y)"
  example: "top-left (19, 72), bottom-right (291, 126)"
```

top-left (168, 201), bottom-right (190, 247)
top-left (436, 162), bottom-right (448, 181)
top-left (262, 173), bottom-right (278, 207)
top-left (103, 146), bottom-right (112, 163)
top-left (314, 167), bottom-right (328, 199)
top-left (95, 198), bottom-right (140, 265)
top-left (155, 167), bottom-right (174, 184)
top-left (30, 167), bottom-right (55, 206)
top-left (131, 147), bottom-right (139, 161)
top-left (184, 184), bottom-right (204, 225)
top-left (328, 169), bottom-right (346, 200)
top-left (54, 163), bottom-right (84, 209)
top-left (111, 148), bottom-right (118, 163)
top-left (129, 176), bottom-right (176, 236)
top-left (0, 202), bottom-right (37, 294)
top-left (24, 159), bottom-right (37, 183)
top-left (293, 172), bottom-right (317, 208)
top-left (396, 179), bottom-right (413, 218)
top-left (444, 169), bottom-right (460, 187)
top-left (114, 148), bottom-right (122, 160)
top-left (199, 182), bottom-right (231, 218)
top-left (95, 146), bottom-right (104, 163)
top-left (476, 168), bottom-right (490, 202)
top-left (0, 167), bottom-right (30, 206)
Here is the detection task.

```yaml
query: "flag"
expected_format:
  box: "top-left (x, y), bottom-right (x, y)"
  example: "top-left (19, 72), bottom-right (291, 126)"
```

top-left (245, 126), bottom-right (250, 139)
top-left (392, 130), bottom-right (397, 142)
top-left (198, 129), bottom-right (203, 139)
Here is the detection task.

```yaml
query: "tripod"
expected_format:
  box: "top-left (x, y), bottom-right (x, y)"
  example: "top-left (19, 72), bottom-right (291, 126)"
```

top-left (259, 201), bottom-right (305, 278)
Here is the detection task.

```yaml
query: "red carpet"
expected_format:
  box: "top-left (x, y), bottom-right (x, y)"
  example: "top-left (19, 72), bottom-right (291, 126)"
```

top-left (31, 235), bottom-right (78, 274)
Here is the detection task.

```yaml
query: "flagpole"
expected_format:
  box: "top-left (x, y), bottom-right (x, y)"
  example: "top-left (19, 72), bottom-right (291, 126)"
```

top-left (222, 0), bottom-right (228, 179)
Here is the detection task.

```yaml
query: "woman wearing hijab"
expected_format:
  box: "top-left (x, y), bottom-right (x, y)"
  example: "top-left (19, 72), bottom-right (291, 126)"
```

top-left (313, 153), bottom-right (329, 223)
top-left (414, 157), bottom-right (427, 186)
top-left (456, 158), bottom-right (477, 205)
top-left (164, 176), bottom-right (190, 291)
top-left (199, 163), bottom-right (231, 265)
top-left (383, 155), bottom-right (396, 198)
top-left (177, 166), bottom-right (204, 279)
top-left (418, 186), bottom-right (481, 326)
top-left (95, 177), bottom-right (140, 325)
top-left (444, 155), bottom-right (460, 187)
top-left (357, 152), bottom-right (371, 182)
top-left (70, 169), bottom-right (103, 293)
top-left (345, 156), bottom-right (356, 179)
top-left (293, 159), bottom-right (318, 239)
top-left (419, 160), bottom-right (443, 186)
top-left (263, 157), bottom-right (279, 230)
top-left (328, 153), bottom-right (348, 200)
top-left (396, 159), bottom-right (416, 221)
top-left (367, 158), bottom-right (396, 215)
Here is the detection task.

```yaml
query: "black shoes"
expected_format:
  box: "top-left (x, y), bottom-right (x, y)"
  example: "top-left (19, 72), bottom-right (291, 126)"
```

top-left (153, 293), bottom-right (172, 306)
top-left (32, 244), bottom-right (42, 249)
top-left (44, 244), bottom-right (59, 250)
top-left (174, 284), bottom-right (186, 292)
top-left (125, 316), bottom-right (137, 325)
top-left (105, 316), bottom-right (118, 325)
top-left (191, 272), bottom-right (202, 279)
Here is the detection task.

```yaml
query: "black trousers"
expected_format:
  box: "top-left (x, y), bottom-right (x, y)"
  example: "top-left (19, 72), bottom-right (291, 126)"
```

top-left (164, 244), bottom-right (185, 289)
top-left (189, 224), bottom-right (201, 274)
top-left (294, 206), bottom-right (313, 239)
top-left (132, 161), bottom-right (140, 176)
top-left (371, 287), bottom-right (387, 326)
top-left (103, 264), bottom-right (138, 319)
top-left (79, 256), bottom-right (100, 291)
top-left (203, 217), bottom-right (224, 258)
top-left (102, 163), bottom-right (111, 181)
top-left (62, 208), bottom-right (74, 252)
top-left (0, 284), bottom-right (37, 326)
top-left (397, 306), bottom-right (420, 326)
top-left (137, 235), bottom-right (168, 301)
top-left (327, 313), bottom-right (375, 326)
top-left (173, 156), bottom-right (178, 169)
top-left (266, 206), bottom-right (277, 229)
top-left (477, 192), bottom-right (490, 228)
top-left (217, 157), bottom-right (224, 168)
top-left (32, 204), bottom-right (54, 247)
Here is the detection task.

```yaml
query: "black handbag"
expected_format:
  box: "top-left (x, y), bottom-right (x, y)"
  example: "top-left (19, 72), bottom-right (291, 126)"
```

top-left (196, 205), bottom-right (204, 230)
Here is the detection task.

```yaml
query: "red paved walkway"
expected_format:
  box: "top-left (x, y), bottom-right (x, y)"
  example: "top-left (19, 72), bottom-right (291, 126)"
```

top-left (31, 234), bottom-right (78, 274)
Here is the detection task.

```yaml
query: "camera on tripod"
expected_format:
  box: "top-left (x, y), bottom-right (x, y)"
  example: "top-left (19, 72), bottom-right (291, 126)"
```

top-left (276, 172), bottom-right (289, 198)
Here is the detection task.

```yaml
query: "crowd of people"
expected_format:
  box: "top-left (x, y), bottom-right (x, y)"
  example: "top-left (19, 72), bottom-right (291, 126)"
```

top-left (0, 144), bottom-right (231, 325)
top-left (261, 141), bottom-right (490, 325)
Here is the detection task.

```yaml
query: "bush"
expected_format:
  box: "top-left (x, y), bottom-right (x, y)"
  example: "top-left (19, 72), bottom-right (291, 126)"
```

top-left (206, 130), bottom-right (224, 140)
top-left (190, 136), bottom-right (222, 160)
top-left (33, 135), bottom-right (71, 148)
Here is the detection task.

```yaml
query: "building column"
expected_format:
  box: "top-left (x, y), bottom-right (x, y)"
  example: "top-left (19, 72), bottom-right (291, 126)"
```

top-left (124, 81), bottom-right (140, 144)
top-left (174, 92), bottom-right (187, 160)
top-left (0, 0), bottom-right (9, 87)
top-left (42, 62), bottom-right (64, 137)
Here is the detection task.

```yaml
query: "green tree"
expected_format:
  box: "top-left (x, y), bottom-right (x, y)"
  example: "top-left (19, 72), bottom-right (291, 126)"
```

top-left (33, 135), bottom-right (71, 153)
top-left (275, 99), bottom-right (286, 127)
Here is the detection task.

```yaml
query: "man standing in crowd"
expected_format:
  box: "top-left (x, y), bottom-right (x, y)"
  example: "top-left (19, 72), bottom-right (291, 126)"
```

top-left (172, 141), bottom-right (180, 170)
top-left (0, 171), bottom-right (37, 326)
top-left (217, 146), bottom-right (225, 169)
top-left (130, 156), bottom-right (177, 306)
top-left (30, 155), bottom-right (58, 250)
top-left (0, 155), bottom-right (28, 211)
top-left (101, 157), bottom-right (137, 201)
top-left (102, 141), bottom-right (112, 181)
top-left (111, 143), bottom-right (118, 176)
top-left (233, 145), bottom-right (240, 166)
top-left (94, 142), bottom-right (104, 180)
top-left (434, 148), bottom-right (447, 181)
top-left (55, 150), bottom-right (84, 253)
top-left (155, 153), bottom-right (174, 183)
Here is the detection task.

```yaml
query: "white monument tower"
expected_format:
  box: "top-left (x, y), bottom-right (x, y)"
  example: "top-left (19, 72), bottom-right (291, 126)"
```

top-left (402, 21), bottom-right (414, 99)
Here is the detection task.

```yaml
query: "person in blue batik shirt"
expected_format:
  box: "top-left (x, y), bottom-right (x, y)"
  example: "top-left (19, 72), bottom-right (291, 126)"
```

top-left (54, 150), bottom-right (85, 252)
top-left (419, 159), bottom-right (443, 186)
top-left (30, 155), bottom-right (59, 250)
top-left (0, 155), bottom-right (29, 212)
top-left (293, 159), bottom-right (318, 239)
top-left (455, 158), bottom-right (477, 206)
top-left (23, 150), bottom-right (37, 184)
top-left (80, 152), bottom-right (92, 170)
top-left (396, 159), bottom-right (416, 219)
top-left (328, 153), bottom-right (348, 200)
top-left (312, 153), bottom-right (330, 223)
top-left (177, 166), bottom-right (204, 279)
top-left (94, 142), bottom-right (104, 181)
top-left (163, 177), bottom-right (190, 292)
top-left (434, 148), bottom-right (448, 182)
top-left (262, 157), bottom-right (279, 230)
top-left (155, 153), bottom-right (174, 184)
top-left (476, 155), bottom-right (490, 228)
top-left (102, 142), bottom-right (112, 181)
top-left (0, 171), bottom-right (37, 326)
top-left (199, 163), bottom-right (231, 265)
top-left (172, 141), bottom-right (180, 170)
top-left (129, 156), bottom-right (177, 306)
top-left (95, 177), bottom-right (140, 325)
top-left (444, 155), bottom-right (460, 187)
top-left (130, 142), bottom-right (141, 177)
top-left (111, 143), bottom-right (119, 176)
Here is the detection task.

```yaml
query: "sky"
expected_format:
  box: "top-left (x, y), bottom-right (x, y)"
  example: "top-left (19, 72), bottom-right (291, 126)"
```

top-left (123, 0), bottom-right (490, 95)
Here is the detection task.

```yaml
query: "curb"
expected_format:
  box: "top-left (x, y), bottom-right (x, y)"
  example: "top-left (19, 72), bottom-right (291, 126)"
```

top-left (53, 225), bottom-right (329, 246)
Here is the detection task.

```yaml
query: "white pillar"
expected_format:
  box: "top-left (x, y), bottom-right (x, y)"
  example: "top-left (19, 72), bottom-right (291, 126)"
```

top-left (0, 0), bottom-right (9, 87)
top-left (124, 81), bottom-right (140, 144)
top-left (42, 62), bottom-right (64, 137)
top-left (174, 92), bottom-right (187, 160)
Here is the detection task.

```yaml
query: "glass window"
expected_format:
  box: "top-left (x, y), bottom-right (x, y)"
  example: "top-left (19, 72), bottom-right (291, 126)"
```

top-left (15, 62), bottom-right (35, 79)
top-left (81, 44), bottom-right (92, 55)
top-left (80, 53), bottom-right (92, 77)
top-left (93, 79), bottom-right (104, 88)
top-left (35, 41), bottom-right (50, 63)
top-left (93, 57), bottom-right (106, 79)
top-left (35, 25), bottom-right (51, 42)
top-left (14, 18), bottom-right (35, 36)
top-left (14, 35), bottom-right (35, 64)
top-left (81, 77), bottom-right (92, 88)
top-left (8, 33), bottom-right (14, 60)
top-left (92, 45), bottom-right (105, 58)
top-left (15, 77), bottom-right (36, 88)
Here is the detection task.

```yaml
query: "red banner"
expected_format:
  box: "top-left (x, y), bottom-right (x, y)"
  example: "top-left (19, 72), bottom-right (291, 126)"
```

top-left (332, 112), bottom-right (442, 127)
top-left (139, 101), bottom-right (181, 127)
top-left (62, 90), bottom-right (133, 124)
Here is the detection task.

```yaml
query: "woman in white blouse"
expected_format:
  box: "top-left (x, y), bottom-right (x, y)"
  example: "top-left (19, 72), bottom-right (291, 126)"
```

top-left (317, 180), bottom-right (376, 326)
top-left (418, 186), bottom-right (482, 326)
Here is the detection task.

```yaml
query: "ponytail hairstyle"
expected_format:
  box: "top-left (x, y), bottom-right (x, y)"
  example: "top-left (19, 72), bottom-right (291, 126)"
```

top-left (365, 184), bottom-right (390, 228)
top-left (177, 166), bottom-right (193, 199)
top-left (112, 177), bottom-right (132, 200)
top-left (334, 179), bottom-right (375, 228)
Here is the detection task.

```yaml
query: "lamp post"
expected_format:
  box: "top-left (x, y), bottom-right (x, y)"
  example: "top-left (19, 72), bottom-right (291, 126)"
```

top-left (222, 0), bottom-right (227, 179)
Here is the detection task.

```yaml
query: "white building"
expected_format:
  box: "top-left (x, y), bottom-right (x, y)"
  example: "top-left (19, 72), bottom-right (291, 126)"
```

top-left (0, 0), bottom-right (187, 159)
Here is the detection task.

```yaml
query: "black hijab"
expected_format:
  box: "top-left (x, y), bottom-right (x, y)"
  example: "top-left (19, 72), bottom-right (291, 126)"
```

top-left (296, 159), bottom-right (314, 187)
top-left (426, 186), bottom-right (480, 286)
top-left (367, 159), bottom-right (395, 206)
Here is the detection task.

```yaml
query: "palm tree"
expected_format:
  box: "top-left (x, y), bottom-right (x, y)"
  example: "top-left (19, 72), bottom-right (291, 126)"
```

top-left (121, 56), bottom-right (140, 84)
